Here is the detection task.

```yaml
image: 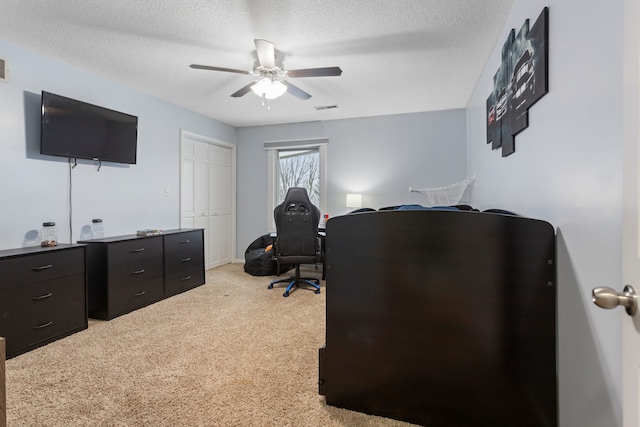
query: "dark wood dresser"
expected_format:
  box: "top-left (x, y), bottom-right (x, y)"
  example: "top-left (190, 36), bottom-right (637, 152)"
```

top-left (0, 244), bottom-right (87, 359)
top-left (80, 229), bottom-right (204, 320)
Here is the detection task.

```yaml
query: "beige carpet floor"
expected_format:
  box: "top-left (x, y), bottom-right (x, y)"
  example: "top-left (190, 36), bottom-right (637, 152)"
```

top-left (6, 263), bottom-right (417, 427)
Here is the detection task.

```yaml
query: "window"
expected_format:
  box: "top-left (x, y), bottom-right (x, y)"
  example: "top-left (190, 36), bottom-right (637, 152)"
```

top-left (265, 138), bottom-right (327, 231)
top-left (276, 148), bottom-right (320, 207)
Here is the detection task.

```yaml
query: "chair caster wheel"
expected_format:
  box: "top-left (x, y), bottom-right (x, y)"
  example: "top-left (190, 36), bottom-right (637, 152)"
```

top-left (268, 284), bottom-right (273, 289)
top-left (315, 290), bottom-right (321, 294)
top-left (283, 292), bottom-right (290, 297)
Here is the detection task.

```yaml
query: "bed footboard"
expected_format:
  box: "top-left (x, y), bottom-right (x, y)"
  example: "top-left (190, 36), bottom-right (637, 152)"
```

top-left (1, 337), bottom-right (5, 427)
top-left (320, 210), bottom-right (557, 426)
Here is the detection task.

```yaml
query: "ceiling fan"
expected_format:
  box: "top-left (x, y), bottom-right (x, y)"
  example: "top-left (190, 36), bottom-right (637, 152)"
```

top-left (190, 39), bottom-right (342, 101)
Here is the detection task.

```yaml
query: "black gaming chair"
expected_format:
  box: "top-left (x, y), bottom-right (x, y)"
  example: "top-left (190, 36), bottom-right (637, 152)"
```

top-left (268, 187), bottom-right (322, 297)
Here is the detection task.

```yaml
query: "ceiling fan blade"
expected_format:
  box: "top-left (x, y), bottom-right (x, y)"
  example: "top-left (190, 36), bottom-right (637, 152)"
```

top-left (287, 67), bottom-right (343, 78)
top-left (230, 81), bottom-right (257, 97)
top-left (254, 39), bottom-right (275, 69)
top-left (283, 81), bottom-right (312, 100)
top-left (190, 64), bottom-right (249, 74)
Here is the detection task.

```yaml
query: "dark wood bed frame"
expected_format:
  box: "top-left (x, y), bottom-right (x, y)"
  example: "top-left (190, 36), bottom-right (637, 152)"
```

top-left (1, 337), bottom-right (5, 427)
top-left (319, 209), bottom-right (557, 426)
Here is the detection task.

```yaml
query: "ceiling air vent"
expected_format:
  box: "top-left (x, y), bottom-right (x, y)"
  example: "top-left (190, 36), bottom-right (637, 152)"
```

top-left (314, 105), bottom-right (338, 110)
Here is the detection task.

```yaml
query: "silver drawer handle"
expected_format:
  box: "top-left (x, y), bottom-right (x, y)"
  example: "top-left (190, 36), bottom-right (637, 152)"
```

top-left (32, 292), bottom-right (53, 301)
top-left (131, 248), bottom-right (145, 253)
top-left (181, 275), bottom-right (192, 281)
top-left (180, 240), bottom-right (191, 244)
top-left (180, 257), bottom-right (191, 263)
top-left (33, 321), bottom-right (53, 330)
top-left (133, 290), bottom-right (146, 297)
top-left (132, 269), bottom-right (145, 275)
top-left (32, 264), bottom-right (53, 272)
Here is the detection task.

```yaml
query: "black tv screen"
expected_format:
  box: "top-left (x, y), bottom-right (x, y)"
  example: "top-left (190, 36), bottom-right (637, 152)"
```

top-left (40, 91), bottom-right (138, 164)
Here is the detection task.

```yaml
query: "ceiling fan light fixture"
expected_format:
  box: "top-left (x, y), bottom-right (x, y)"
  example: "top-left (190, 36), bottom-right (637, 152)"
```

top-left (265, 80), bottom-right (287, 99)
top-left (251, 77), bottom-right (287, 100)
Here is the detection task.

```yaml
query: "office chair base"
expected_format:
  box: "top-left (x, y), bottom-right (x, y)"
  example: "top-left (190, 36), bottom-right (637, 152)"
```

top-left (284, 278), bottom-right (321, 297)
top-left (269, 277), bottom-right (321, 297)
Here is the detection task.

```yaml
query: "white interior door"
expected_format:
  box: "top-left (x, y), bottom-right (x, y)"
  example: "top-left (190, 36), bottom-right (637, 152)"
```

top-left (180, 131), bottom-right (235, 270)
top-left (180, 140), bottom-right (208, 231)
top-left (622, 2), bottom-right (640, 425)
top-left (207, 144), bottom-right (232, 268)
top-left (620, 141), bottom-right (640, 427)
top-left (594, 2), bottom-right (639, 424)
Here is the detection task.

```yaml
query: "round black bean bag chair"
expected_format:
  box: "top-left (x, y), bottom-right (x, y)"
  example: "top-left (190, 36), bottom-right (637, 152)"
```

top-left (244, 234), bottom-right (293, 276)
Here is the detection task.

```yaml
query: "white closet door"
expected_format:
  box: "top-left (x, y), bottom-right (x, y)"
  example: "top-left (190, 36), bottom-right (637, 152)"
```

top-left (208, 144), bottom-right (232, 268)
top-left (180, 140), bottom-right (208, 231)
top-left (181, 131), bottom-right (234, 271)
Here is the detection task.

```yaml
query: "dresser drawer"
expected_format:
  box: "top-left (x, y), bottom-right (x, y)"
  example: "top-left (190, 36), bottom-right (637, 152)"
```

top-left (164, 249), bottom-right (204, 275)
top-left (0, 273), bottom-right (87, 358)
top-left (164, 265), bottom-right (205, 297)
top-left (0, 274), bottom-right (86, 324)
top-left (0, 248), bottom-right (85, 291)
top-left (0, 307), bottom-right (87, 358)
top-left (107, 237), bottom-right (162, 265)
top-left (108, 276), bottom-right (164, 318)
top-left (164, 230), bottom-right (203, 255)
top-left (107, 257), bottom-right (163, 289)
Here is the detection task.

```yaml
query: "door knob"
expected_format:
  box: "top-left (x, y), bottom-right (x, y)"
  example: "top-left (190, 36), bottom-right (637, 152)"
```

top-left (592, 285), bottom-right (637, 316)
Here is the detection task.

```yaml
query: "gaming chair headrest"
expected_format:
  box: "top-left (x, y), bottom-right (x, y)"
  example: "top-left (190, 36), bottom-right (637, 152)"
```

top-left (277, 187), bottom-right (319, 220)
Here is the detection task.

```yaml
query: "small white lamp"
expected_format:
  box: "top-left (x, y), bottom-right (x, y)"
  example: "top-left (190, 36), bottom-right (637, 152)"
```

top-left (346, 193), bottom-right (363, 209)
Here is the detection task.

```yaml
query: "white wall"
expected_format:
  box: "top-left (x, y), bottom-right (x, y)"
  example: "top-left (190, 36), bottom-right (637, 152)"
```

top-left (0, 40), bottom-right (235, 250)
top-left (236, 110), bottom-right (467, 259)
top-left (467, 1), bottom-right (623, 426)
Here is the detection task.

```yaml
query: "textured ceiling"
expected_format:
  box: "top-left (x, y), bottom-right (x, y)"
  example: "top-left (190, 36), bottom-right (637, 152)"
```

top-left (0, 0), bottom-right (514, 127)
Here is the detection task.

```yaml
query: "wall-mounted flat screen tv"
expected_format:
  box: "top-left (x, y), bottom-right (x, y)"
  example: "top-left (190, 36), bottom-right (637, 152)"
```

top-left (40, 91), bottom-right (138, 165)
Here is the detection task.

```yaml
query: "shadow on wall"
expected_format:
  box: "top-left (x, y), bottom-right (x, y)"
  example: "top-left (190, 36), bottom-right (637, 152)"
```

top-left (556, 229), bottom-right (618, 426)
top-left (23, 229), bottom-right (39, 247)
top-left (23, 91), bottom-right (42, 160)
